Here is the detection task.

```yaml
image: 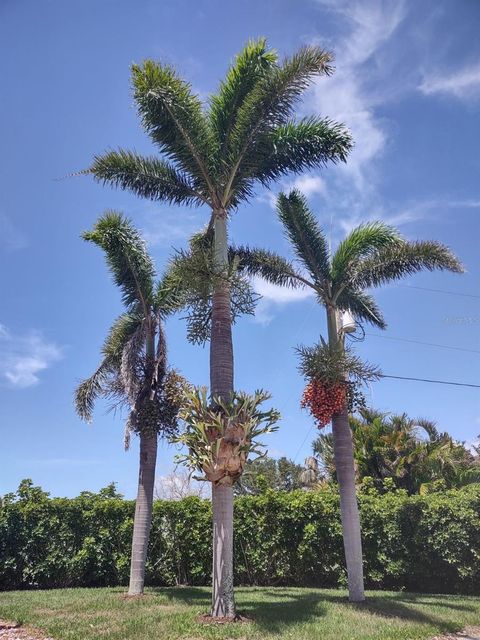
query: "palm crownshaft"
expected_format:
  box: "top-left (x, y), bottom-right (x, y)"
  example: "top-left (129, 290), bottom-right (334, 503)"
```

top-left (87, 39), bottom-right (352, 617)
top-left (236, 189), bottom-right (463, 601)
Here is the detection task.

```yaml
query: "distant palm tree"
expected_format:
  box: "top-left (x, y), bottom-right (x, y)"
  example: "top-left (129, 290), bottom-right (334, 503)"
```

top-left (75, 212), bottom-right (183, 596)
top-left (86, 40), bottom-right (352, 617)
top-left (314, 408), bottom-right (479, 494)
top-left (236, 189), bottom-right (463, 601)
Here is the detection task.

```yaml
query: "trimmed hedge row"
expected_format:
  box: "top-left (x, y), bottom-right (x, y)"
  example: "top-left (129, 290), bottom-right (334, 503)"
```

top-left (1, 483), bottom-right (479, 593)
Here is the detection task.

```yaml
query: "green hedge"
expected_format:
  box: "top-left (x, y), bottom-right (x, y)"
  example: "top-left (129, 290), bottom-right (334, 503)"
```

top-left (1, 482), bottom-right (479, 593)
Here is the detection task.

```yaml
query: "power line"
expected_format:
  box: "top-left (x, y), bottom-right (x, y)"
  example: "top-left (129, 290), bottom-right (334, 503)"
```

top-left (381, 374), bottom-right (480, 389)
top-left (293, 424), bottom-right (314, 463)
top-left (397, 284), bottom-right (480, 299)
top-left (366, 332), bottom-right (480, 355)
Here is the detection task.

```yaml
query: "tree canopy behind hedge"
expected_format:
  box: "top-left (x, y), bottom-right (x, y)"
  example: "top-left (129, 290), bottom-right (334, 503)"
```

top-left (1, 479), bottom-right (479, 594)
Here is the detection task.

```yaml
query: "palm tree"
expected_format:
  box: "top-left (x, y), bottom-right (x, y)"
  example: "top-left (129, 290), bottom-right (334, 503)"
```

top-left (314, 408), bottom-right (479, 494)
top-left (75, 212), bottom-right (184, 596)
top-left (86, 39), bottom-right (352, 617)
top-left (236, 189), bottom-right (463, 601)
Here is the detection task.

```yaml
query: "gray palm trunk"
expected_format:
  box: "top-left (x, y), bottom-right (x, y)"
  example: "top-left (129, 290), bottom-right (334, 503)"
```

top-left (210, 210), bottom-right (236, 618)
top-left (128, 326), bottom-right (158, 596)
top-left (327, 305), bottom-right (365, 602)
top-left (128, 431), bottom-right (158, 595)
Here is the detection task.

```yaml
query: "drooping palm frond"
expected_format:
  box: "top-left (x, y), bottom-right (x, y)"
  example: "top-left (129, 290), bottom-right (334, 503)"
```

top-left (334, 289), bottom-right (387, 330)
top-left (83, 212), bottom-right (155, 312)
top-left (209, 38), bottom-right (277, 157)
top-left (101, 312), bottom-right (144, 364)
top-left (330, 222), bottom-right (402, 285)
top-left (233, 245), bottom-right (305, 289)
top-left (276, 190), bottom-right (330, 285)
top-left (352, 241), bottom-right (464, 289)
top-left (74, 357), bottom-right (115, 423)
top-left (131, 60), bottom-right (216, 191)
top-left (88, 150), bottom-right (206, 206)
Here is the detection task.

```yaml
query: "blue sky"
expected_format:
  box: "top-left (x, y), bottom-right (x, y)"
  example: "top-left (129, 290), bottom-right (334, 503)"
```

top-left (1, 0), bottom-right (479, 498)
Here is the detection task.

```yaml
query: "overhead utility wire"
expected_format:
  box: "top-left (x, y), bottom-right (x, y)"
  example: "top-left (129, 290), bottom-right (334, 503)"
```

top-left (365, 332), bottom-right (480, 355)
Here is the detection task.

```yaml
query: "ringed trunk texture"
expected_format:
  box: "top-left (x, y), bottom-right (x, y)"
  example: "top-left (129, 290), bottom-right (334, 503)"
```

top-left (210, 210), bottom-right (236, 618)
top-left (327, 306), bottom-right (365, 602)
top-left (128, 431), bottom-right (158, 596)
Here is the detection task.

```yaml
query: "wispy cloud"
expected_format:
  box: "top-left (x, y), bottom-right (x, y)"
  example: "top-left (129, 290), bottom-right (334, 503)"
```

top-left (419, 63), bottom-right (480, 100)
top-left (0, 324), bottom-right (63, 388)
top-left (251, 277), bottom-right (314, 326)
top-left (312, 0), bottom-right (406, 190)
top-left (0, 214), bottom-right (28, 251)
top-left (139, 205), bottom-right (205, 249)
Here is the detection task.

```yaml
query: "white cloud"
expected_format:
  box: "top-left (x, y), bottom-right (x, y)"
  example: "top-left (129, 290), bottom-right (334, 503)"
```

top-left (140, 205), bottom-right (205, 248)
top-left (251, 276), bottom-right (314, 326)
top-left (0, 326), bottom-right (63, 388)
top-left (287, 175), bottom-right (326, 198)
top-left (0, 214), bottom-right (28, 251)
top-left (419, 63), bottom-right (480, 100)
top-left (312, 0), bottom-right (406, 190)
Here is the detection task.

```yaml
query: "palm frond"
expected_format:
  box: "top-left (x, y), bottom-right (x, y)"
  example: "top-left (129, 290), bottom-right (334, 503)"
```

top-left (209, 38), bottom-right (277, 157)
top-left (223, 46), bottom-right (334, 204)
top-left (83, 211), bottom-right (155, 311)
top-left (352, 241), bottom-right (464, 289)
top-left (74, 357), bottom-right (114, 422)
top-left (101, 312), bottom-right (144, 364)
top-left (233, 245), bottom-right (305, 289)
top-left (131, 60), bottom-right (216, 192)
top-left (335, 289), bottom-right (387, 329)
top-left (88, 150), bottom-right (205, 206)
top-left (276, 190), bottom-right (330, 286)
top-left (249, 117), bottom-right (352, 188)
top-left (331, 222), bottom-right (402, 285)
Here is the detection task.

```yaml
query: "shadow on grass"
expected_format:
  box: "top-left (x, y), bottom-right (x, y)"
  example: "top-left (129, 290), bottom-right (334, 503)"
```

top-left (147, 587), bottom-right (477, 635)
top-left (321, 592), bottom-right (473, 634)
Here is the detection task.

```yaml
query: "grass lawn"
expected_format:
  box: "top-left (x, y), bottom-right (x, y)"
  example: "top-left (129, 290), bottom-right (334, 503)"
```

top-left (0, 587), bottom-right (479, 640)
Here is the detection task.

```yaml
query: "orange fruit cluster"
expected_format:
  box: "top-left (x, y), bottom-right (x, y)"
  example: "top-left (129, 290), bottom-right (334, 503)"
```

top-left (301, 379), bottom-right (346, 428)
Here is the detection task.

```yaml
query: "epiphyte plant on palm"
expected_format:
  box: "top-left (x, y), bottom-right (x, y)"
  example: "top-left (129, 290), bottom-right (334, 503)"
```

top-left (236, 189), bottom-right (463, 602)
top-left (74, 212), bottom-right (186, 597)
top-left (174, 387), bottom-right (280, 486)
top-left (86, 38), bottom-right (352, 618)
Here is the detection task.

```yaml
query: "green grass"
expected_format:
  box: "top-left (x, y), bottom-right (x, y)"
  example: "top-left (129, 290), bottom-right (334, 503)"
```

top-left (0, 587), bottom-right (479, 640)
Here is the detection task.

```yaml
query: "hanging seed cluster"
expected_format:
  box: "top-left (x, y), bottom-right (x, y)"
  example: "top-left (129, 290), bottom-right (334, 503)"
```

top-left (301, 379), bottom-right (347, 428)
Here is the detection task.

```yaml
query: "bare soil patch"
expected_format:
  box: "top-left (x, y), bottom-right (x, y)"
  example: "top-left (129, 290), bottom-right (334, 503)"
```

top-left (0, 620), bottom-right (54, 640)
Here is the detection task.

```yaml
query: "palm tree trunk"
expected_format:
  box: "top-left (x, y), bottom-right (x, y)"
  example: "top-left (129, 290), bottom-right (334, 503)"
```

top-left (327, 305), bottom-right (365, 602)
top-left (210, 209), bottom-right (236, 618)
top-left (128, 430), bottom-right (158, 595)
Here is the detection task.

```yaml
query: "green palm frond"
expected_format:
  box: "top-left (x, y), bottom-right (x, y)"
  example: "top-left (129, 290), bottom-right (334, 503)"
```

top-left (74, 357), bottom-right (115, 422)
top-left (276, 190), bottom-right (330, 285)
top-left (222, 46), bottom-right (335, 203)
top-left (131, 60), bottom-right (216, 191)
top-left (352, 241), bottom-right (464, 289)
top-left (83, 211), bottom-right (155, 312)
top-left (251, 117), bottom-right (353, 187)
top-left (233, 245), bottom-right (305, 289)
top-left (335, 289), bottom-right (387, 329)
top-left (101, 312), bottom-right (144, 364)
top-left (88, 150), bottom-right (205, 206)
top-left (209, 38), bottom-right (277, 157)
top-left (331, 222), bottom-right (402, 285)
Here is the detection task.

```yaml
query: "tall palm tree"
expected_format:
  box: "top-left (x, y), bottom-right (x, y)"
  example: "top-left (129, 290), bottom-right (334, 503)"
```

top-left (75, 212), bottom-right (183, 596)
top-left (235, 189), bottom-right (463, 601)
top-left (86, 39), bottom-right (352, 617)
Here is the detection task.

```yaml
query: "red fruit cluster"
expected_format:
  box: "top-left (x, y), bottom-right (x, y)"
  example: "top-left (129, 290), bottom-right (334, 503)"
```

top-left (301, 379), bottom-right (346, 428)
